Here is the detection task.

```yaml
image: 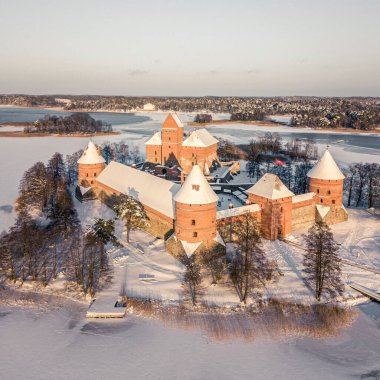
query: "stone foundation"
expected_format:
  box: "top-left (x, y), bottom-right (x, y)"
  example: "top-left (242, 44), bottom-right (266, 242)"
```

top-left (319, 206), bottom-right (348, 225)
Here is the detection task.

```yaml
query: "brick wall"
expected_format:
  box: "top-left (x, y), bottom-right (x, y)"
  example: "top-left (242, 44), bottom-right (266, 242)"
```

top-left (78, 162), bottom-right (105, 187)
top-left (180, 144), bottom-right (218, 174)
top-left (309, 178), bottom-right (344, 207)
top-left (146, 144), bottom-right (162, 165)
top-left (175, 201), bottom-right (217, 242)
top-left (291, 200), bottom-right (316, 232)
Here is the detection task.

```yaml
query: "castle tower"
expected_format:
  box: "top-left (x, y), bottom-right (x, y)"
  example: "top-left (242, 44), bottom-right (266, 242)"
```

top-left (307, 148), bottom-right (345, 207)
top-left (247, 174), bottom-right (294, 240)
top-left (161, 113), bottom-right (184, 166)
top-left (77, 141), bottom-right (106, 187)
top-left (174, 165), bottom-right (218, 243)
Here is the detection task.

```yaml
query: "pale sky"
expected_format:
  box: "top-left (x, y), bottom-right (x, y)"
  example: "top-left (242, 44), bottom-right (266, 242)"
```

top-left (0, 0), bottom-right (379, 96)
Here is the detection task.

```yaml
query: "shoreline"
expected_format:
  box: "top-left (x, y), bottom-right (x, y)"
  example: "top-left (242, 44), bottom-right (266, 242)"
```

top-left (1, 104), bottom-right (380, 136)
top-left (0, 131), bottom-right (119, 138)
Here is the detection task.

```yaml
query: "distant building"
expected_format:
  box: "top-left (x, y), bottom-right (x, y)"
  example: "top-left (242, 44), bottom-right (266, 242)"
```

top-left (77, 118), bottom-right (347, 257)
top-left (143, 103), bottom-right (156, 111)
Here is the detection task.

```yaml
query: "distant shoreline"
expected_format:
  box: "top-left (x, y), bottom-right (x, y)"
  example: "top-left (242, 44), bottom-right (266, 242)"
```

top-left (0, 131), bottom-right (119, 138)
top-left (1, 104), bottom-right (379, 136)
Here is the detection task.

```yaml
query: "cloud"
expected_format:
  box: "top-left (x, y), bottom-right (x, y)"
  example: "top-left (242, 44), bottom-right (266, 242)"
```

top-left (128, 69), bottom-right (149, 77)
top-left (247, 68), bottom-right (261, 75)
top-left (209, 70), bottom-right (218, 75)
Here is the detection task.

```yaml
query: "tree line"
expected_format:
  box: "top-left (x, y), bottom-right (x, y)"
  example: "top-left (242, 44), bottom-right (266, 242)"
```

top-left (0, 153), bottom-right (120, 296)
top-left (24, 113), bottom-right (112, 135)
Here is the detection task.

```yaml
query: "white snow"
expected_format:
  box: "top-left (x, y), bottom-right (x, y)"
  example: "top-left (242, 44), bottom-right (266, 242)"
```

top-left (171, 113), bottom-right (184, 129)
top-left (96, 161), bottom-right (180, 219)
top-left (247, 173), bottom-right (294, 200)
top-left (145, 131), bottom-right (162, 145)
top-left (182, 128), bottom-right (219, 148)
top-left (292, 192), bottom-right (315, 203)
top-left (316, 204), bottom-right (331, 219)
top-left (307, 149), bottom-right (345, 180)
top-left (77, 141), bottom-right (105, 165)
top-left (174, 165), bottom-right (219, 205)
top-left (216, 204), bottom-right (261, 219)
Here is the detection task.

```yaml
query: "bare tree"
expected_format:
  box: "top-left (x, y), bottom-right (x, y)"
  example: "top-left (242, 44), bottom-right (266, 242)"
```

top-left (303, 221), bottom-right (344, 301)
top-left (230, 213), bottom-right (276, 304)
top-left (182, 256), bottom-right (203, 306)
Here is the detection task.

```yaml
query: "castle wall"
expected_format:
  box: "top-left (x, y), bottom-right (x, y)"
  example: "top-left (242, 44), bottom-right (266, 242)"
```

top-left (291, 199), bottom-right (316, 232)
top-left (248, 194), bottom-right (293, 240)
top-left (175, 202), bottom-right (217, 242)
top-left (309, 178), bottom-right (344, 207)
top-left (180, 144), bottom-right (218, 174)
top-left (146, 144), bottom-right (162, 164)
top-left (318, 206), bottom-right (348, 225)
top-left (78, 162), bottom-right (105, 187)
top-left (95, 180), bottom-right (174, 239)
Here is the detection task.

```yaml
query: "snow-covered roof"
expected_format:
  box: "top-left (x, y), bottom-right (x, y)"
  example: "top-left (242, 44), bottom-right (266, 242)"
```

top-left (182, 128), bottom-right (219, 148)
top-left (307, 149), bottom-right (345, 180)
top-left (174, 165), bottom-right (218, 205)
top-left (316, 204), bottom-right (331, 219)
top-left (145, 131), bottom-right (162, 146)
top-left (216, 204), bottom-right (261, 220)
top-left (96, 161), bottom-right (180, 219)
top-left (247, 174), bottom-right (294, 200)
top-left (77, 141), bottom-right (105, 165)
top-left (292, 192), bottom-right (315, 204)
top-left (171, 113), bottom-right (184, 129)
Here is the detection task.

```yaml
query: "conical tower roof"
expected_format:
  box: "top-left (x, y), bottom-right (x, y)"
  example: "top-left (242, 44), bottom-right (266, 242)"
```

top-left (174, 165), bottom-right (218, 205)
top-left (77, 141), bottom-right (105, 165)
top-left (307, 149), bottom-right (345, 180)
top-left (248, 173), bottom-right (294, 200)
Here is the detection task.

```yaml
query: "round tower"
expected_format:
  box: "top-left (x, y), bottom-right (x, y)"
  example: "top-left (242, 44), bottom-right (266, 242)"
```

top-left (174, 165), bottom-right (218, 243)
top-left (77, 141), bottom-right (106, 187)
top-left (307, 149), bottom-right (345, 207)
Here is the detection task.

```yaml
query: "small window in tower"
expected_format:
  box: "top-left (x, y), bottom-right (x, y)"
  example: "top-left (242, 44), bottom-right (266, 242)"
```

top-left (327, 190), bottom-right (331, 195)
top-left (193, 232), bottom-right (198, 238)
top-left (317, 189), bottom-right (319, 193)
top-left (332, 200), bottom-right (335, 204)
top-left (86, 173), bottom-right (89, 177)
top-left (321, 199), bottom-right (323, 203)
top-left (94, 172), bottom-right (97, 177)
top-left (91, 181), bottom-right (94, 184)
top-left (192, 162), bottom-right (194, 166)
top-left (191, 219), bottom-right (196, 225)
top-left (192, 153), bottom-right (195, 157)
top-left (155, 151), bottom-right (157, 155)
top-left (169, 137), bottom-right (171, 141)
top-left (169, 145), bottom-right (171, 148)
top-left (155, 157), bottom-right (157, 162)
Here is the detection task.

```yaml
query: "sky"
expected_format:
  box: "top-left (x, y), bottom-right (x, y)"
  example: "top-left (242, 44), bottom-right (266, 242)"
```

top-left (0, 0), bottom-right (379, 96)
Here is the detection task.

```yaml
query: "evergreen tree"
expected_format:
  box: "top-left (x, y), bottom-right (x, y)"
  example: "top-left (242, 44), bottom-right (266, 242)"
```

top-left (303, 221), bottom-right (344, 301)
top-left (115, 196), bottom-right (149, 243)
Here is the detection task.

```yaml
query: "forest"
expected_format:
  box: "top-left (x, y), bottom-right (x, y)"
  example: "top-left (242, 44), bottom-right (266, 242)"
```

top-left (24, 113), bottom-right (113, 134)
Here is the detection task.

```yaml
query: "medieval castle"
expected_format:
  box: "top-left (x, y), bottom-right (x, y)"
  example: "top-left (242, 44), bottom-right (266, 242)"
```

top-left (77, 113), bottom-right (348, 257)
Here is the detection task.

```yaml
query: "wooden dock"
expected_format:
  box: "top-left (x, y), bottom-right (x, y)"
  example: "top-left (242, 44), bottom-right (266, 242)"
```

top-left (86, 298), bottom-right (127, 318)
top-left (349, 283), bottom-right (380, 302)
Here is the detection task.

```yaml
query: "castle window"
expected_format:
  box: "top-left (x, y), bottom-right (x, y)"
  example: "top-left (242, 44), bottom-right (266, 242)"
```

top-left (191, 219), bottom-right (196, 225)
top-left (332, 200), bottom-right (335, 204)
top-left (320, 199), bottom-right (323, 203)
top-left (192, 162), bottom-right (194, 166)
top-left (193, 232), bottom-right (198, 238)
top-left (327, 190), bottom-right (331, 195)
top-left (192, 153), bottom-right (195, 157)
top-left (169, 137), bottom-right (171, 141)
top-left (317, 189), bottom-right (319, 193)
top-left (94, 172), bottom-right (97, 177)
top-left (86, 173), bottom-right (89, 177)
top-left (91, 181), bottom-right (94, 184)
top-left (155, 151), bottom-right (157, 155)
top-left (155, 157), bottom-right (157, 162)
